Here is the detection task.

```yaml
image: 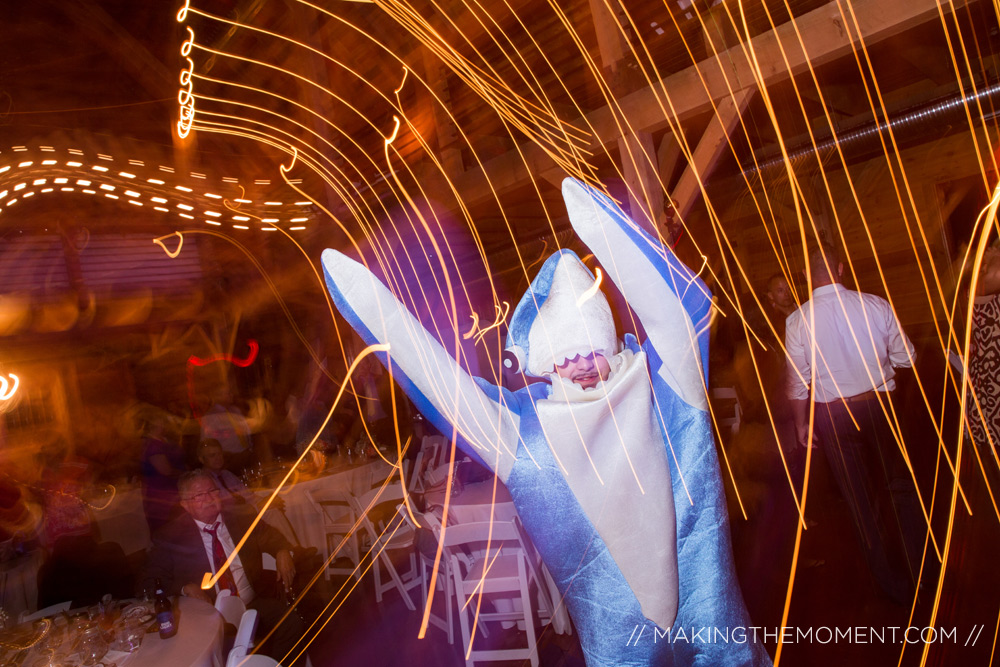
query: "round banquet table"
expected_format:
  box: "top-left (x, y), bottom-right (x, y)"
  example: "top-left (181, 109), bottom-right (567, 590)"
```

top-left (130, 596), bottom-right (224, 666)
top-left (0, 597), bottom-right (224, 667)
top-left (257, 459), bottom-right (392, 551)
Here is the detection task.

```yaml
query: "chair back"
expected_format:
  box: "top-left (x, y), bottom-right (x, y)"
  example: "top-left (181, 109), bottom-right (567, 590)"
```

top-left (408, 451), bottom-right (426, 493)
top-left (305, 489), bottom-right (353, 525)
top-left (18, 600), bottom-right (71, 624)
top-left (214, 589), bottom-right (247, 627)
top-left (348, 486), bottom-right (399, 543)
top-left (231, 608), bottom-right (258, 654)
top-left (226, 644), bottom-right (248, 667)
top-left (227, 645), bottom-right (283, 667)
top-left (443, 520), bottom-right (540, 666)
top-left (305, 488), bottom-right (361, 579)
top-left (421, 435), bottom-right (448, 469)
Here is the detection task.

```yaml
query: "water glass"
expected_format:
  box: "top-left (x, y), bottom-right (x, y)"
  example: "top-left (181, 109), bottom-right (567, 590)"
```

top-left (79, 626), bottom-right (108, 666)
top-left (117, 619), bottom-right (144, 652)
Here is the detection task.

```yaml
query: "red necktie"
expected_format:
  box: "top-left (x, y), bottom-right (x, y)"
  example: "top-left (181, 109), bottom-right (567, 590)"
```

top-left (204, 523), bottom-right (239, 597)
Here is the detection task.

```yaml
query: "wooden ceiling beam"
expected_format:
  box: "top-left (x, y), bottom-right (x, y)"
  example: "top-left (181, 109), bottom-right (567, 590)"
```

top-left (58, 1), bottom-right (175, 101)
top-left (451, 0), bottom-right (971, 209)
top-left (587, 0), bottom-right (663, 234)
top-left (672, 89), bottom-right (751, 220)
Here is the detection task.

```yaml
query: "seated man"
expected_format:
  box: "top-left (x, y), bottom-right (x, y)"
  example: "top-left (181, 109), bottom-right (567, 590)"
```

top-left (141, 470), bottom-right (305, 664)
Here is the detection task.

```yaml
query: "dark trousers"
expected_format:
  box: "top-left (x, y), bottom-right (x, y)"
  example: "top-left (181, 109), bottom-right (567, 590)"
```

top-left (250, 595), bottom-right (307, 664)
top-left (815, 394), bottom-right (924, 604)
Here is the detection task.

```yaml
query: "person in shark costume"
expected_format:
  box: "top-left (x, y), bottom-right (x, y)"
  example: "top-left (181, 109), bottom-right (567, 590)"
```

top-left (321, 177), bottom-right (770, 666)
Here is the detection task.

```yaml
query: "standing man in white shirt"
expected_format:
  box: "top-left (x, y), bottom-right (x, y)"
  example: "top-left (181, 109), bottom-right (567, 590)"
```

top-left (785, 241), bottom-right (924, 604)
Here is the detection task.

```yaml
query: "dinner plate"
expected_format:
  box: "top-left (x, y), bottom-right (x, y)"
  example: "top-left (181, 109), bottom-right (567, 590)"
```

top-left (120, 602), bottom-right (153, 623)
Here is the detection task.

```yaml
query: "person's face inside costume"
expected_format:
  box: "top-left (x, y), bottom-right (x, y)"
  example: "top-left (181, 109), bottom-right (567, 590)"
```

top-left (554, 352), bottom-right (611, 389)
top-left (179, 476), bottom-right (223, 524)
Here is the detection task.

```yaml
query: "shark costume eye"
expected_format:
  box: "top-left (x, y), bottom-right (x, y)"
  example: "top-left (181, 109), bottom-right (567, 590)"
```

top-left (501, 346), bottom-right (525, 373)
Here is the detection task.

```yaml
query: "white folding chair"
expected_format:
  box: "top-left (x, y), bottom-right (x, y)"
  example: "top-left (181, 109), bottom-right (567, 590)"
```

top-left (18, 600), bottom-right (71, 624)
top-left (409, 511), bottom-right (455, 644)
top-left (390, 457), bottom-right (412, 490)
top-left (304, 489), bottom-right (361, 581)
top-left (349, 487), bottom-right (421, 610)
top-left (226, 647), bottom-right (283, 667)
top-left (262, 553), bottom-right (276, 571)
top-left (215, 589), bottom-right (247, 628)
top-left (224, 608), bottom-right (259, 667)
top-left (510, 517), bottom-right (557, 631)
top-left (421, 435), bottom-right (447, 471)
top-left (444, 520), bottom-right (543, 667)
top-left (233, 607), bottom-right (258, 649)
top-left (408, 451), bottom-right (427, 494)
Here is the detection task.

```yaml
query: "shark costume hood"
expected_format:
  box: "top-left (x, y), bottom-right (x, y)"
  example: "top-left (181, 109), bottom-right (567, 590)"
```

top-left (503, 249), bottom-right (617, 377)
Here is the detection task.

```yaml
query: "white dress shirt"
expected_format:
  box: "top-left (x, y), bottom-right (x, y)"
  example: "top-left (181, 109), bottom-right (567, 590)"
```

top-left (193, 516), bottom-right (256, 602)
top-left (785, 282), bottom-right (914, 403)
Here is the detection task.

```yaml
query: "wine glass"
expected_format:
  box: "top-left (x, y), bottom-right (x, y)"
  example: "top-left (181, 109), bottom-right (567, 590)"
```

top-left (79, 625), bottom-right (108, 666)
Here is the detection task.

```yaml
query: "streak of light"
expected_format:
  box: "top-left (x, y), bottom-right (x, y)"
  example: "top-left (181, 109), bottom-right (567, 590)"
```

top-left (575, 267), bottom-right (603, 308)
top-left (469, 302), bottom-right (510, 346)
top-left (198, 343), bottom-right (391, 595)
top-left (462, 311), bottom-right (480, 340)
top-left (0, 374), bottom-right (19, 401)
top-left (153, 232), bottom-right (185, 258)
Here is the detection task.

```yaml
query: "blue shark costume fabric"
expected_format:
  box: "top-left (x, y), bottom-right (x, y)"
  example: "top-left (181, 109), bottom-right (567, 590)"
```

top-left (321, 177), bottom-right (770, 666)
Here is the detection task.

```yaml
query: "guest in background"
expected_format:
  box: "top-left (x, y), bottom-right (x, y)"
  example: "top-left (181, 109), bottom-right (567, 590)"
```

top-left (785, 241), bottom-right (923, 604)
top-left (37, 452), bottom-right (131, 607)
top-left (764, 272), bottom-right (797, 340)
top-left (140, 417), bottom-right (186, 532)
top-left (967, 242), bottom-right (1000, 457)
top-left (200, 391), bottom-right (253, 473)
top-left (197, 439), bottom-right (254, 506)
top-left (197, 439), bottom-right (284, 513)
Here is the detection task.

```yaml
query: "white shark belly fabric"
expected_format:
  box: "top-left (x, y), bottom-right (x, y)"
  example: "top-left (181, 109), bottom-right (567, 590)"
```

top-left (538, 348), bottom-right (678, 630)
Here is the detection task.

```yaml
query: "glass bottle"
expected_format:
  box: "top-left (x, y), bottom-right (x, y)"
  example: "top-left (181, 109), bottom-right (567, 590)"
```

top-left (153, 579), bottom-right (177, 639)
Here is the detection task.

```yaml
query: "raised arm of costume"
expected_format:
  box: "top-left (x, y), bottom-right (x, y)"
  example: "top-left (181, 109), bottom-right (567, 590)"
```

top-left (321, 249), bottom-right (520, 479)
top-left (561, 177), bottom-right (711, 410)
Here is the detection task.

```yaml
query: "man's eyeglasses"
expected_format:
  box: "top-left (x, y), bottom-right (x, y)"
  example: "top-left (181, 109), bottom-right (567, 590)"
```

top-left (182, 488), bottom-right (221, 504)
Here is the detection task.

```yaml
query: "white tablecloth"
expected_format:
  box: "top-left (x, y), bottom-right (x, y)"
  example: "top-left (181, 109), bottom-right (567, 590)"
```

top-left (120, 597), bottom-right (223, 667)
top-left (1, 597), bottom-right (223, 667)
top-left (258, 460), bottom-right (392, 552)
